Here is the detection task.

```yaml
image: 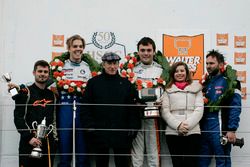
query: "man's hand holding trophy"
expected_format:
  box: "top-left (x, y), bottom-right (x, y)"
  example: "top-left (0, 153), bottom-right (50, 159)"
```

top-left (2, 72), bottom-right (18, 97)
top-left (30, 117), bottom-right (54, 158)
top-left (138, 87), bottom-right (163, 118)
top-left (220, 136), bottom-right (244, 148)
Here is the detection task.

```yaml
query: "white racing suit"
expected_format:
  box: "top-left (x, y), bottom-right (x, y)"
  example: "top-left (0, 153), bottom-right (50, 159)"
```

top-left (131, 61), bottom-right (163, 167)
top-left (58, 59), bottom-right (92, 167)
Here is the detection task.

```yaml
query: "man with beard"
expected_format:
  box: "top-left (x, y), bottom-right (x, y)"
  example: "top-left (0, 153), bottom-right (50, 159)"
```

top-left (199, 50), bottom-right (242, 167)
top-left (50, 35), bottom-right (101, 167)
top-left (10, 60), bottom-right (57, 167)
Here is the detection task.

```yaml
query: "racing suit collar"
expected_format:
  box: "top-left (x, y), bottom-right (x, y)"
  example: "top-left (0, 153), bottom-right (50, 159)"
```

top-left (208, 73), bottom-right (223, 81)
top-left (68, 59), bottom-right (82, 66)
top-left (140, 61), bottom-right (154, 69)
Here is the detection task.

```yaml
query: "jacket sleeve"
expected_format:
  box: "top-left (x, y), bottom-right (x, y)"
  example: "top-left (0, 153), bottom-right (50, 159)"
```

top-left (13, 90), bottom-right (33, 143)
top-left (128, 84), bottom-right (141, 130)
top-left (227, 87), bottom-right (242, 131)
top-left (184, 90), bottom-right (204, 130)
top-left (161, 92), bottom-right (182, 130)
top-left (80, 80), bottom-right (95, 129)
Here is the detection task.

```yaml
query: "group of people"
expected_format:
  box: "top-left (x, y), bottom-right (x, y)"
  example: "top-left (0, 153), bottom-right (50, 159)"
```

top-left (8, 35), bottom-right (242, 167)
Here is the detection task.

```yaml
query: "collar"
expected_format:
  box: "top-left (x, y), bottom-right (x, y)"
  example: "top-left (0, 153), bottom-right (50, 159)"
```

top-left (67, 59), bottom-right (82, 66)
top-left (102, 69), bottom-right (120, 79)
top-left (139, 61), bottom-right (155, 69)
top-left (174, 82), bottom-right (189, 90)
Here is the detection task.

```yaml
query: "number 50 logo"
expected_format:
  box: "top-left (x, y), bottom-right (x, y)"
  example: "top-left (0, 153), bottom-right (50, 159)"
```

top-left (92, 32), bottom-right (116, 49)
top-left (85, 32), bottom-right (126, 63)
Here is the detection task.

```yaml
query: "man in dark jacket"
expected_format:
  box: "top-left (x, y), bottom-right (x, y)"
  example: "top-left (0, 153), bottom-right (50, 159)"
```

top-left (80, 52), bottom-right (141, 167)
top-left (11, 60), bottom-right (57, 167)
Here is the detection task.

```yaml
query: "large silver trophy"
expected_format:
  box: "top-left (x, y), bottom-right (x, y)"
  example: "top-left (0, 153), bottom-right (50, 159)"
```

top-left (2, 73), bottom-right (18, 96)
top-left (30, 117), bottom-right (53, 158)
top-left (139, 88), bottom-right (163, 118)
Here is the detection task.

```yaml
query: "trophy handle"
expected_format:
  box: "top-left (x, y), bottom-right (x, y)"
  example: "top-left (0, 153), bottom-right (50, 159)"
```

top-left (32, 121), bottom-right (38, 130)
top-left (155, 87), bottom-right (164, 103)
top-left (47, 124), bottom-right (54, 136)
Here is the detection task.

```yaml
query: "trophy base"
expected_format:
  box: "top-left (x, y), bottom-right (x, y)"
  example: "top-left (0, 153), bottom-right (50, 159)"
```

top-left (144, 107), bottom-right (160, 118)
top-left (30, 147), bottom-right (42, 158)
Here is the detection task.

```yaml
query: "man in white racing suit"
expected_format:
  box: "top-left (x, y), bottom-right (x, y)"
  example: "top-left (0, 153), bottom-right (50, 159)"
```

top-left (131, 37), bottom-right (164, 167)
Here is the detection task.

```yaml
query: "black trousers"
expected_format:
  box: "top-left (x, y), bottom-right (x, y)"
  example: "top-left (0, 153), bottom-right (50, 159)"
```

top-left (166, 134), bottom-right (201, 167)
top-left (19, 138), bottom-right (56, 167)
top-left (94, 147), bottom-right (131, 167)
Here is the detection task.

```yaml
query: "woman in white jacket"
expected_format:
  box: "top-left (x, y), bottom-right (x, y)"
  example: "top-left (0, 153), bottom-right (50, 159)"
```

top-left (161, 62), bottom-right (204, 167)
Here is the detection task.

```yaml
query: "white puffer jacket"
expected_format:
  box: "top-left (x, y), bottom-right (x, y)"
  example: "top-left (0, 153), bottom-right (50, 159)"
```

top-left (161, 82), bottom-right (204, 136)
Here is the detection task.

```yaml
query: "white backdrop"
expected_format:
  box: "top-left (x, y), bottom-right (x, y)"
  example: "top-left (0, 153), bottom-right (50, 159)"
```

top-left (1, 0), bottom-right (250, 166)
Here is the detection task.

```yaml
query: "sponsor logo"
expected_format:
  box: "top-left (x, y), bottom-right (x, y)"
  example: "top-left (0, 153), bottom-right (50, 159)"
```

top-left (33, 99), bottom-right (52, 107)
top-left (215, 90), bottom-right (222, 94)
top-left (216, 33), bottom-right (228, 46)
top-left (215, 86), bottom-right (224, 89)
top-left (52, 34), bottom-right (64, 47)
top-left (85, 32), bottom-right (126, 63)
top-left (234, 35), bottom-right (246, 48)
top-left (52, 52), bottom-right (64, 59)
top-left (80, 69), bottom-right (86, 75)
top-left (236, 71), bottom-right (246, 83)
top-left (234, 52), bottom-right (246, 65)
top-left (241, 87), bottom-right (247, 100)
top-left (163, 34), bottom-right (204, 80)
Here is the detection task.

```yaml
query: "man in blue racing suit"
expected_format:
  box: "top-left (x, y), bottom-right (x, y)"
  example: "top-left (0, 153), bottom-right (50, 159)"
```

top-left (199, 50), bottom-right (242, 167)
top-left (51, 35), bottom-right (100, 167)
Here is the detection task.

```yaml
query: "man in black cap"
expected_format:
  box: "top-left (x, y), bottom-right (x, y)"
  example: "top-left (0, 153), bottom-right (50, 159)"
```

top-left (80, 52), bottom-right (141, 167)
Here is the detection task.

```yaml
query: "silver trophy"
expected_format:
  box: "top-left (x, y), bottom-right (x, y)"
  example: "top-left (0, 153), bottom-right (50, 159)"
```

top-left (30, 117), bottom-right (53, 158)
top-left (2, 72), bottom-right (18, 96)
top-left (139, 88), bottom-right (163, 118)
top-left (220, 136), bottom-right (244, 148)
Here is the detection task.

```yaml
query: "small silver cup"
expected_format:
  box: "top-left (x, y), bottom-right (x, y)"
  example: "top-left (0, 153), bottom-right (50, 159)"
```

top-left (2, 73), bottom-right (18, 96)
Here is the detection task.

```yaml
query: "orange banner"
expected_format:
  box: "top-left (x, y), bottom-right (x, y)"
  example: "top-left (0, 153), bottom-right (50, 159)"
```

top-left (163, 34), bottom-right (204, 80)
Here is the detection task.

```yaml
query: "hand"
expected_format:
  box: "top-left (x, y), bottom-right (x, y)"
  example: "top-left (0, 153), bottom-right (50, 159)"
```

top-left (7, 83), bottom-right (20, 92)
top-left (226, 131), bottom-right (236, 144)
top-left (154, 101), bottom-right (162, 110)
top-left (50, 86), bottom-right (59, 97)
top-left (29, 137), bottom-right (42, 147)
top-left (177, 122), bottom-right (189, 135)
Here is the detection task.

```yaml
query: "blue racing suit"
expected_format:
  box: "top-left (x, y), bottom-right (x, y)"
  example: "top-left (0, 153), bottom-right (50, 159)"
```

top-left (199, 74), bottom-right (241, 167)
top-left (57, 59), bottom-right (91, 167)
